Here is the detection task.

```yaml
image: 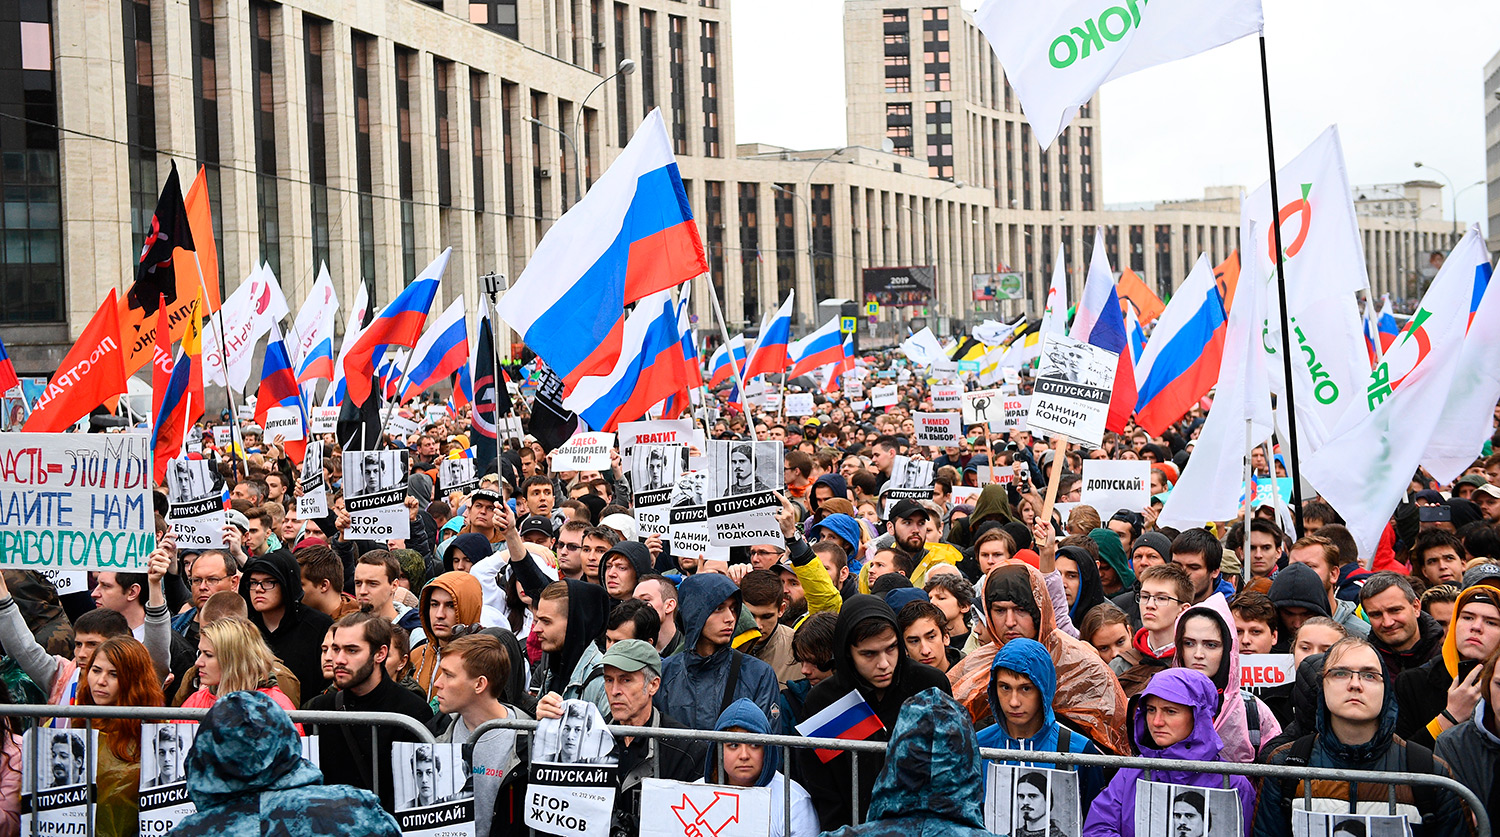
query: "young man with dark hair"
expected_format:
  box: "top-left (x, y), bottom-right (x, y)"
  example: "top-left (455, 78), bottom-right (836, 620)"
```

top-left (605, 598), bottom-right (660, 647)
top-left (533, 579), bottom-right (613, 716)
top-left (600, 541), bottom-right (653, 602)
top-left (427, 633), bottom-right (526, 835)
top-left (520, 475), bottom-right (555, 518)
top-left (657, 571), bottom-right (781, 731)
top-left (739, 569), bottom-right (799, 687)
top-left (1245, 519), bottom-right (1287, 582)
top-left (897, 600), bottom-right (957, 673)
top-left (578, 526), bottom-right (619, 586)
top-left (1170, 528), bottom-right (1230, 603)
top-left (239, 548), bottom-right (335, 696)
top-left (297, 545), bottom-right (350, 618)
top-left (924, 573), bottom-right (974, 651)
top-left (1300, 499), bottom-right (1342, 533)
top-left (1229, 591), bottom-right (1279, 654)
top-left (1411, 529), bottom-right (1466, 588)
top-left (552, 519), bottom-right (591, 579)
top-left (354, 550), bottom-right (418, 630)
top-left (305, 611), bottom-right (434, 809)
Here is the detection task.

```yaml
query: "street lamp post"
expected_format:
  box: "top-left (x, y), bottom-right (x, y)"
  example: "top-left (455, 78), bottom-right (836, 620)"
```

top-left (1413, 161), bottom-right (1458, 240)
top-left (524, 58), bottom-right (636, 206)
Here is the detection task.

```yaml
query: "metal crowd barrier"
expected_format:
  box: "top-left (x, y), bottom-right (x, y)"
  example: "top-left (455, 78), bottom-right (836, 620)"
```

top-left (466, 715), bottom-right (1491, 837)
top-left (0, 702), bottom-right (435, 837)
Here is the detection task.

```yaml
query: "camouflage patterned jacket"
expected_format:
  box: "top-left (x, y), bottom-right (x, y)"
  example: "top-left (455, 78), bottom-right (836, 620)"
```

top-left (168, 690), bottom-right (400, 837)
top-left (819, 687), bottom-right (993, 837)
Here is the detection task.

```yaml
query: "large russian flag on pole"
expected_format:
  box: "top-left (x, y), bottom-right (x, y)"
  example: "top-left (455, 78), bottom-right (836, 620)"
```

top-left (343, 249), bottom-right (448, 406)
top-left (795, 688), bottom-right (886, 762)
top-left (743, 292), bottom-right (794, 381)
top-left (294, 263), bottom-right (340, 383)
top-left (497, 109), bottom-right (707, 398)
top-left (708, 335), bottom-right (747, 388)
top-left (562, 290), bottom-right (690, 431)
top-left (1069, 228), bottom-right (1136, 433)
top-left (401, 295), bottom-right (469, 403)
top-left (788, 316), bottom-right (844, 379)
top-left (1133, 254), bottom-right (1228, 436)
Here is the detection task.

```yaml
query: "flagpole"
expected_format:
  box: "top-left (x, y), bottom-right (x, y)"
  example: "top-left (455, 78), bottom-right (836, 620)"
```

top-left (1241, 418), bottom-right (1254, 586)
top-left (1258, 34), bottom-right (1306, 538)
top-left (190, 251), bottom-right (242, 483)
top-left (706, 279), bottom-right (759, 443)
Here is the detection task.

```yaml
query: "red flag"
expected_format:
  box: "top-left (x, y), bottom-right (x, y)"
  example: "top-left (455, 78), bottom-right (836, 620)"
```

top-left (23, 290), bottom-right (128, 432)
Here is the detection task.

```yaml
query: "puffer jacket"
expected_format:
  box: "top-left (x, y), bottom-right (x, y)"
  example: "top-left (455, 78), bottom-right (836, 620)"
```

top-left (171, 691), bottom-right (399, 837)
top-left (975, 638), bottom-right (1103, 802)
top-left (1434, 697), bottom-right (1500, 812)
top-left (821, 687), bottom-right (993, 837)
top-left (1172, 593), bottom-right (1281, 762)
top-left (1255, 647), bottom-right (1469, 837)
top-left (1082, 668), bottom-right (1256, 837)
top-left (656, 573), bottom-right (781, 732)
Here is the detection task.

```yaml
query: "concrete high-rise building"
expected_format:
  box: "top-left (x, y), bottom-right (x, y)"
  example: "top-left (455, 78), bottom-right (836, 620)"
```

top-left (1486, 47), bottom-right (1500, 256)
top-left (0, 0), bottom-right (1471, 371)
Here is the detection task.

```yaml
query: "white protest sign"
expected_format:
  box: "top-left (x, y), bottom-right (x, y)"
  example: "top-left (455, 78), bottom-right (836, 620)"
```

top-left (761, 390), bottom-right (782, 410)
top-left (1027, 333), bottom-right (1117, 447)
top-left (342, 450), bottom-right (411, 539)
top-left (932, 383), bottom-right (962, 409)
top-left (497, 415), bottom-right (524, 443)
top-left (38, 570), bottom-right (86, 596)
top-left (870, 385), bottom-right (898, 408)
top-left (23, 728), bottom-right (97, 837)
top-left (843, 379), bottom-right (864, 399)
top-left (298, 444), bottom-right (327, 519)
top-left (551, 432), bottom-right (615, 471)
top-left (639, 779), bottom-right (771, 837)
top-left (984, 764), bottom-right (1080, 837)
top-left (668, 503), bottom-right (730, 563)
top-left (619, 420), bottom-right (695, 473)
top-left (961, 389), bottom-right (1002, 426)
top-left (263, 405), bottom-right (304, 444)
top-left (1134, 780), bottom-right (1241, 837)
top-left (913, 412), bottom-right (963, 446)
top-left (974, 465), bottom-right (1014, 486)
top-left (951, 486), bottom-right (981, 505)
top-left (439, 458), bottom-right (478, 495)
top-left (392, 741), bottom-right (476, 837)
top-left (138, 724), bottom-right (196, 837)
top-left (525, 700), bottom-right (618, 837)
top-left (164, 458), bottom-right (227, 550)
top-left (309, 406), bottom-right (340, 434)
top-left (1080, 460), bottom-right (1151, 517)
top-left (0, 433), bottom-right (155, 570)
top-left (1000, 394), bottom-right (1031, 432)
top-left (387, 413), bottom-right (421, 439)
top-left (707, 493), bottom-right (782, 547)
top-left (784, 393), bottom-right (815, 417)
top-left (633, 445), bottom-right (688, 537)
top-left (1240, 654), bottom-right (1296, 690)
top-left (426, 405), bottom-right (449, 424)
top-left (212, 426), bottom-right (232, 448)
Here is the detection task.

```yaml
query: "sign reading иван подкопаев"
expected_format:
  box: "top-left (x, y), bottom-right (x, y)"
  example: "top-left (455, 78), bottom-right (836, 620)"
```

top-left (0, 433), bottom-right (155, 571)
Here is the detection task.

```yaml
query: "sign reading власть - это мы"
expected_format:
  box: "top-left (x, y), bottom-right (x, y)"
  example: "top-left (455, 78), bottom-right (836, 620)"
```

top-left (0, 433), bottom-right (155, 571)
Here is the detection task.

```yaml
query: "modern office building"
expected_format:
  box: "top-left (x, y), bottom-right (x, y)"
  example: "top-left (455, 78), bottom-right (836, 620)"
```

top-left (0, 0), bottom-right (1470, 369)
top-left (1486, 46), bottom-right (1500, 257)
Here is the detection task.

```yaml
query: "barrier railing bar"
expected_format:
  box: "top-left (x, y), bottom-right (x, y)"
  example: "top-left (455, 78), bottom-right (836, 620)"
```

top-left (0, 703), bottom-right (437, 743)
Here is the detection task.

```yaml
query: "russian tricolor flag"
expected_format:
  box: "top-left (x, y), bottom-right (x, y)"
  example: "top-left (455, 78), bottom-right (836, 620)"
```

top-left (343, 249), bottom-right (449, 406)
top-left (496, 110), bottom-right (707, 398)
top-left (562, 290), bottom-right (691, 431)
top-left (708, 334), bottom-right (747, 388)
top-left (821, 334), bottom-right (855, 393)
top-left (1125, 302), bottom-right (1147, 364)
top-left (294, 264), bottom-right (340, 383)
top-left (1377, 295), bottom-right (1401, 347)
top-left (0, 334), bottom-right (19, 395)
top-left (254, 323), bottom-right (308, 465)
top-left (795, 688), bottom-right (886, 762)
top-left (401, 295), bottom-right (469, 404)
top-left (743, 292), bottom-right (794, 380)
top-left (661, 287), bottom-right (699, 419)
top-left (788, 316), bottom-right (845, 379)
top-left (1069, 228), bottom-right (1136, 433)
top-left (1133, 254), bottom-right (1228, 436)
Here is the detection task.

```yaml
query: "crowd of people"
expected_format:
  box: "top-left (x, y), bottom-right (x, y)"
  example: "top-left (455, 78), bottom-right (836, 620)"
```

top-left (1, 360), bottom-right (1499, 837)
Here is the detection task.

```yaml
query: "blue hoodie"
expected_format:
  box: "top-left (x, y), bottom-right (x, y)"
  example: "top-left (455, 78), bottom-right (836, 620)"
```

top-left (813, 513), bottom-right (863, 553)
top-left (976, 638), bottom-right (1103, 802)
top-left (705, 699), bottom-right (820, 837)
top-left (657, 573), bottom-right (782, 732)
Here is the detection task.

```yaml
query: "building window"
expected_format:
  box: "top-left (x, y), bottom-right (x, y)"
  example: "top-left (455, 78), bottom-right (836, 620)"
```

top-left (434, 59), bottom-right (453, 207)
top-left (471, 71), bottom-right (486, 216)
top-left (501, 81), bottom-right (517, 218)
top-left (739, 183), bottom-right (760, 317)
top-left (591, 0), bottom-right (602, 73)
top-left (352, 32), bottom-right (376, 304)
top-left (395, 47), bottom-right (417, 284)
top-left (882, 9), bottom-right (908, 25)
top-left (1079, 125), bottom-right (1094, 211)
top-left (668, 15), bottom-right (687, 155)
top-left (926, 100), bottom-right (953, 180)
top-left (250, 1), bottom-right (280, 276)
top-left (706, 181), bottom-right (724, 298)
top-left (530, 91), bottom-right (546, 236)
top-left (123, 0), bottom-right (157, 242)
top-left (190, 0), bottom-right (223, 292)
top-left (1039, 136), bottom-right (1050, 211)
top-left (1058, 128), bottom-right (1071, 212)
top-left (1, 0), bottom-right (63, 322)
top-left (1155, 225), bottom-right (1173, 293)
top-left (1129, 225), bottom-right (1145, 273)
top-left (639, 11), bottom-right (657, 115)
top-left (885, 102), bottom-right (913, 156)
top-left (469, 1), bottom-right (518, 38)
top-left (1021, 124), bottom-right (1032, 210)
top-left (884, 75), bottom-right (911, 93)
top-left (614, 3), bottom-right (629, 146)
top-left (1005, 121), bottom-right (1015, 208)
top-left (305, 19), bottom-right (331, 272)
top-left (812, 184), bottom-right (834, 306)
top-left (774, 184), bottom-right (796, 304)
top-left (700, 21), bottom-right (720, 157)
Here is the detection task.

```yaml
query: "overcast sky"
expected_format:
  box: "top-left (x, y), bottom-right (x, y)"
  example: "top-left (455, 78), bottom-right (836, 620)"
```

top-left (731, 0), bottom-right (1498, 234)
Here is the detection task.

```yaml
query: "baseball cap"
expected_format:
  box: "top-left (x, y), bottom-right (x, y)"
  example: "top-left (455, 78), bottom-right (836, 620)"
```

top-left (470, 488), bottom-right (503, 504)
top-left (518, 515), bottom-right (554, 539)
top-left (600, 513), bottom-right (639, 542)
top-left (885, 498), bottom-right (927, 522)
top-left (1456, 474), bottom-right (1489, 489)
top-left (1473, 484), bottom-right (1500, 501)
top-left (599, 639), bottom-right (662, 677)
top-left (224, 509), bottom-right (250, 532)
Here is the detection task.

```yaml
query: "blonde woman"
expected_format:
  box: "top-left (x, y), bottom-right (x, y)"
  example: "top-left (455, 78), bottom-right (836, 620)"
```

top-left (182, 617), bottom-right (302, 730)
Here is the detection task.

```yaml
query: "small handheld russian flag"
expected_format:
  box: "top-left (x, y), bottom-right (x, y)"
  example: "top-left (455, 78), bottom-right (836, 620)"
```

top-left (0, 335), bottom-right (20, 395)
top-left (795, 688), bottom-right (886, 762)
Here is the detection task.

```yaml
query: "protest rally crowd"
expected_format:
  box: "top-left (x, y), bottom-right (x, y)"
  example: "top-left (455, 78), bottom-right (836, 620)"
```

top-left (4, 1), bottom-right (1500, 836)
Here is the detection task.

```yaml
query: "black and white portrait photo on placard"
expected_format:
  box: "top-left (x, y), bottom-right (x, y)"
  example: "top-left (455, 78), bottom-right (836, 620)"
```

top-left (393, 742), bottom-right (472, 809)
top-left (1291, 810), bottom-right (1412, 837)
top-left (633, 443), bottom-right (688, 494)
top-left (1036, 333), bottom-right (1116, 389)
top-left (711, 440), bottom-right (781, 496)
top-left (1134, 780), bottom-right (1242, 837)
top-left (165, 457), bottom-right (220, 505)
top-left (344, 449), bottom-right (409, 498)
top-left (983, 763), bottom-right (1080, 837)
top-left (669, 471), bottom-right (709, 508)
top-left (533, 699), bottom-right (616, 765)
top-left (889, 455), bottom-right (935, 491)
top-left (40, 728), bottom-right (87, 789)
top-left (141, 723), bottom-right (193, 788)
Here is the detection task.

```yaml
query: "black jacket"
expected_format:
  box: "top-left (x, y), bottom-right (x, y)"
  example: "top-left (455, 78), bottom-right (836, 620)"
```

top-left (305, 670), bottom-right (434, 810)
top-left (1373, 612), bottom-right (1445, 679)
top-left (795, 594), bottom-right (953, 831)
top-left (1395, 652), bottom-right (1455, 749)
top-left (610, 709), bottom-right (708, 837)
top-left (238, 550), bottom-right (334, 699)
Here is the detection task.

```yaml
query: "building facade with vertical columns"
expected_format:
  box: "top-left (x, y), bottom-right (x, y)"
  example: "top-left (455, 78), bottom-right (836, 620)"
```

top-left (0, 0), bottom-right (1470, 369)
